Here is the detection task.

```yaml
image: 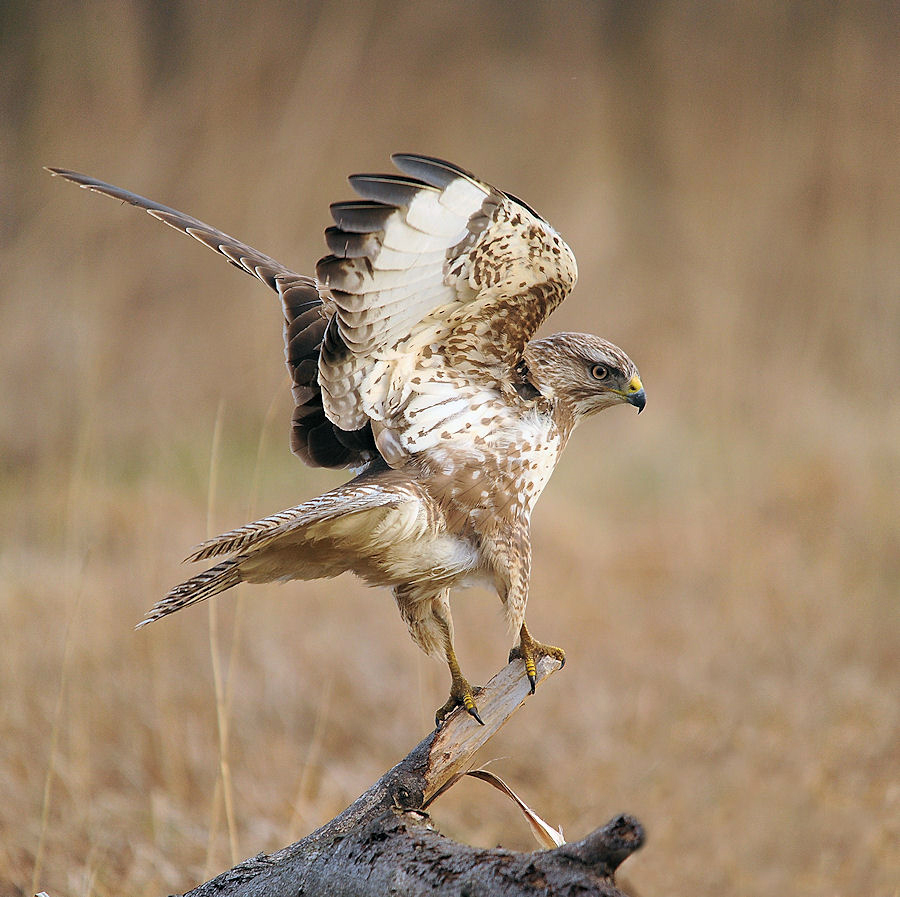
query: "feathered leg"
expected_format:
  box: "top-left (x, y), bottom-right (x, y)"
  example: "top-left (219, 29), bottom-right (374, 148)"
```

top-left (434, 613), bottom-right (484, 728)
top-left (480, 525), bottom-right (565, 693)
top-left (393, 585), bottom-right (484, 728)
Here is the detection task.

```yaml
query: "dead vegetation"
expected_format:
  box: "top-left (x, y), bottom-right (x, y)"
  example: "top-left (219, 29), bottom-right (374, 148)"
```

top-left (1, 2), bottom-right (897, 895)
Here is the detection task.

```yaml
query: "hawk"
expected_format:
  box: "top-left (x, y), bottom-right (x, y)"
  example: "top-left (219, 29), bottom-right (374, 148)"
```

top-left (49, 155), bottom-right (645, 726)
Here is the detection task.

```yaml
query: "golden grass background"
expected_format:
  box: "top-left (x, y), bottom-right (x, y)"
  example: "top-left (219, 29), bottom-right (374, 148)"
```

top-left (2, 2), bottom-right (898, 894)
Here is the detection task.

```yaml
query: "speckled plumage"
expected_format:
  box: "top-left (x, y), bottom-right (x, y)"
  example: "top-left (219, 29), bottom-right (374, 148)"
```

top-left (49, 155), bottom-right (645, 724)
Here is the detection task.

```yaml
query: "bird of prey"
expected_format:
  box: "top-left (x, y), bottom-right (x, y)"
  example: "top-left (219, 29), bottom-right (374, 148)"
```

top-left (48, 155), bottom-right (645, 726)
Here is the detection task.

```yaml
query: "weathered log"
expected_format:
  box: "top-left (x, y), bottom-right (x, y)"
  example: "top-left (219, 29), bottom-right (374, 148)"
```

top-left (181, 657), bottom-right (644, 897)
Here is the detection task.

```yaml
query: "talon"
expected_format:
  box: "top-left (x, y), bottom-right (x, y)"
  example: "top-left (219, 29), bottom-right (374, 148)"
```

top-left (435, 614), bottom-right (485, 728)
top-left (525, 657), bottom-right (537, 694)
top-left (463, 692), bottom-right (485, 726)
top-left (435, 674), bottom-right (483, 728)
top-left (435, 700), bottom-right (454, 729)
top-left (511, 623), bottom-right (566, 693)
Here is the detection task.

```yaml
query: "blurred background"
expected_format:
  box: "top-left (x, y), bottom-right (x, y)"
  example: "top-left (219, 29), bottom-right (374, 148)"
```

top-left (1, 1), bottom-right (897, 895)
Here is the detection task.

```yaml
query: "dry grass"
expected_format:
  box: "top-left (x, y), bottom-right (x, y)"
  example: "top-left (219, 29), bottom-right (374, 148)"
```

top-left (2, 2), bottom-right (898, 895)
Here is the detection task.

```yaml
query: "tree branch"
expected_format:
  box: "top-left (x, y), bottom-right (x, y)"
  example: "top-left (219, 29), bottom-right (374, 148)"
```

top-left (180, 657), bottom-right (644, 897)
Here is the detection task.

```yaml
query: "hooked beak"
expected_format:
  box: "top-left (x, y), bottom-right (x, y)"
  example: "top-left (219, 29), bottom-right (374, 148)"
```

top-left (627, 389), bottom-right (646, 413)
top-left (624, 376), bottom-right (646, 413)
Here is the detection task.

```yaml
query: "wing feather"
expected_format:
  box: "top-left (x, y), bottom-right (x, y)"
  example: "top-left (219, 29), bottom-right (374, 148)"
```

top-left (46, 167), bottom-right (376, 470)
top-left (329, 201), bottom-right (395, 233)
top-left (315, 154), bottom-right (578, 460)
top-left (185, 472), bottom-right (407, 562)
top-left (49, 155), bottom-right (577, 471)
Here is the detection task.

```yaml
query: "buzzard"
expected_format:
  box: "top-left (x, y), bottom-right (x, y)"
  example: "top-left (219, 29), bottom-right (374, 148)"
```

top-left (48, 156), bottom-right (645, 726)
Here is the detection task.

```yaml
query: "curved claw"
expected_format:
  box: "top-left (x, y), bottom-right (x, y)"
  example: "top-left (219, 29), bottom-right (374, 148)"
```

top-left (508, 645), bottom-right (537, 693)
top-left (435, 679), bottom-right (484, 729)
top-left (510, 627), bottom-right (566, 694)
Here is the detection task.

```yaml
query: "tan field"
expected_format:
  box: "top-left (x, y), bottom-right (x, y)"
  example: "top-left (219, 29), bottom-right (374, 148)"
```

top-left (1, 3), bottom-right (897, 895)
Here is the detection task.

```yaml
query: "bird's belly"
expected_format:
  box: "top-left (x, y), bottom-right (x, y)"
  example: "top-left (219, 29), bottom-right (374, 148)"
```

top-left (365, 532), bottom-right (481, 587)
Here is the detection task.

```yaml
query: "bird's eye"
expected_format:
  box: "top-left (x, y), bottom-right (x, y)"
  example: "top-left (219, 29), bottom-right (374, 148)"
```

top-left (590, 364), bottom-right (609, 380)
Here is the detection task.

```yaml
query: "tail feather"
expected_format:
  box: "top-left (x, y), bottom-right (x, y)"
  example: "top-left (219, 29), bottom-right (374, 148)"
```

top-left (137, 556), bottom-right (243, 628)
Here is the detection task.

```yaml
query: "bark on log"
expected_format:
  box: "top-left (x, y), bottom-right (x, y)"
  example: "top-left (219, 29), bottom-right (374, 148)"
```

top-left (179, 657), bottom-right (644, 897)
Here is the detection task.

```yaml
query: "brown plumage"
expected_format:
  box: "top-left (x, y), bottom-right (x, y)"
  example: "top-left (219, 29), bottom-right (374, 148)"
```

top-left (48, 155), bottom-right (645, 726)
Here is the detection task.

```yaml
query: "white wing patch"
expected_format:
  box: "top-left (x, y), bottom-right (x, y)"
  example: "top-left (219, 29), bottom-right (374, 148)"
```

top-left (316, 155), bottom-right (577, 465)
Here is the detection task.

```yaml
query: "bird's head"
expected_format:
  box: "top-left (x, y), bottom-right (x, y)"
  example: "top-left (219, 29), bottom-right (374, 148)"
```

top-left (524, 332), bottom-right (645, 421)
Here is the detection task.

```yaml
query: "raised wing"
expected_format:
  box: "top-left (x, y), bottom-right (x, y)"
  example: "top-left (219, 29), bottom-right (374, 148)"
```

top-left (46, 167), bottom-right (377, 470)
top-left (316, 154), bottom-right (578, 459)
top-left (49, 156), bottom-right (578, 469)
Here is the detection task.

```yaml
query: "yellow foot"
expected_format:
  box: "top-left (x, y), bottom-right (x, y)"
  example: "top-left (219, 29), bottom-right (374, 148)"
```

top-left (435, 677), bottom-right (484, 729)
top-left (509, 628), bottom-right (566, 694)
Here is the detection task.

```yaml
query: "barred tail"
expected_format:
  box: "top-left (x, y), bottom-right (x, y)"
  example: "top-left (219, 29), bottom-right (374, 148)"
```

top-left (136, 556), bottom-right (243, 628)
